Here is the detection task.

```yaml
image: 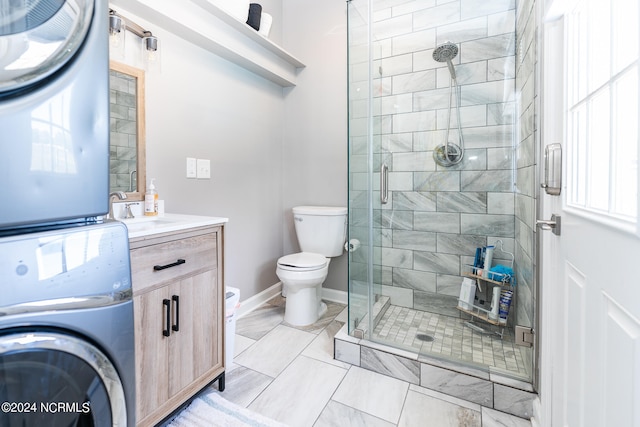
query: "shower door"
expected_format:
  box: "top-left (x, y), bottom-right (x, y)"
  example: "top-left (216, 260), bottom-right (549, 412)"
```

top-left (347, 0), bottom-right (383, 337)
top-left (347, 0), bottom-right (538, 384)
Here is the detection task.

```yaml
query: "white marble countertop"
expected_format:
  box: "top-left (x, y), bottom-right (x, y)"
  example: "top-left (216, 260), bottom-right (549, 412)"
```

top-left (121, 213), bottom-right (228, 239)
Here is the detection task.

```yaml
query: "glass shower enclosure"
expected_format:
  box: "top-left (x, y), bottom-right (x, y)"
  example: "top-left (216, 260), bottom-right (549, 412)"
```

top-left (347, 0), bottom-right (537, 383)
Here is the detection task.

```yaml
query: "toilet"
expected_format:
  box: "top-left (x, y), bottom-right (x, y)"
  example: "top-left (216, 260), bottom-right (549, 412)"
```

top-left (276, 206), bottom-right (347, 326)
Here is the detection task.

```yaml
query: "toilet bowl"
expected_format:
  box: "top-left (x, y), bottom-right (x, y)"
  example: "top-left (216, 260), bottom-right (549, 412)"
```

top-left (276, 206), bottom-right (347, 326)
top-left (277, 252), bottom-right (329, 326)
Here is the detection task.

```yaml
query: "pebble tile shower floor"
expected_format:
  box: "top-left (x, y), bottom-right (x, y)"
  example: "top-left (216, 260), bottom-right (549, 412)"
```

top-left (373, 305), bottom-right (530, 379)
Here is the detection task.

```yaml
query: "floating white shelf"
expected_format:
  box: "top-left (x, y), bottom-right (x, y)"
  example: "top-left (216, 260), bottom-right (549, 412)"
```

top-left (111, 0), bottom-right (306, 87)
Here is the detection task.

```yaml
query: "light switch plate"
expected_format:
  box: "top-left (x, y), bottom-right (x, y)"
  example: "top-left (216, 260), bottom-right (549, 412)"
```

top-left (196, 158), bottom-right (211, 179)
top-left (186, 157), bottom-right (197, 178)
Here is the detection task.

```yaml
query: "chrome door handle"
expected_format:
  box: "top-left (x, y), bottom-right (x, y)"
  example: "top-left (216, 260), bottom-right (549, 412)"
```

top-left (380, 163), bottom-right (389, 204)
top-left (536, 214), bottom-right (561, 236)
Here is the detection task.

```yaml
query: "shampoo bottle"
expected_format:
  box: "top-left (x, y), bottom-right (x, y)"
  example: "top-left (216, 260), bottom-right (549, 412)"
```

top-left (489, 286), bottom-right (500, 320)
top-left (144, 179), bottom-right (158, 216)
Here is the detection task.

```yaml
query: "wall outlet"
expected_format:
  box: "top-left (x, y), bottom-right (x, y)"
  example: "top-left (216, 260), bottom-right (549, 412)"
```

top-left (186, 157), bottom-right (197, 178)
top-left (196, 158), bottom-right (211, 179)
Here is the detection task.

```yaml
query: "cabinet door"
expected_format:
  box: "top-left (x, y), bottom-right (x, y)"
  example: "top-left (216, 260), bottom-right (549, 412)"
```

top-left (191, 269), bottom-right (222, 378)
top-left (134, 287), bottom-right (171, 423)
top-left (168, 269), bottom-right (221, 397)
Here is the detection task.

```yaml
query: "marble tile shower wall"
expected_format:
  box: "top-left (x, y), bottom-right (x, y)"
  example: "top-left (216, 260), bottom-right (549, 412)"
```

top-left (109, 71), bottom-right (138, 193)
top-left (349, 0), bottom-right (520, 318)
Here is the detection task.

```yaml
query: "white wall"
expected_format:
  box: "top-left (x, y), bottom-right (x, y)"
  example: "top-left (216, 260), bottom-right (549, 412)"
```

top-left (112, 5), bottom-right (286, 300)
top-left (282, 0), bottom-right (348, 291)
top-left (257, 0), bottom-right (283, 46)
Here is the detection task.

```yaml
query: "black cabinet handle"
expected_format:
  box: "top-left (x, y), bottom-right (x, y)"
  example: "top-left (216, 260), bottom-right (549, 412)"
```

top-left (172, 295), bottom-right (180, 332)
top-left (162, 299), bottom-right (171, 337)
top-left (153, 259), bottom-right (186, 271)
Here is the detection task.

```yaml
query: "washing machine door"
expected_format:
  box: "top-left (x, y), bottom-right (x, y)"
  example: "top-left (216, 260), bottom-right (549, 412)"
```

top-left (0, 0), bottom-right (94, 93)
top-left (0, 331), bottom-right (127, 427)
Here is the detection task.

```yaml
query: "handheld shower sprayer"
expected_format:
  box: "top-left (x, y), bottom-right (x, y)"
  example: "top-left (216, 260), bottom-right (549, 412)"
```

top-left (432, 42), bottom-right (458, 80)
top-left (431, 42), bottom-right (465, 167)
top-left (445, 59), bottom-right (456, 80)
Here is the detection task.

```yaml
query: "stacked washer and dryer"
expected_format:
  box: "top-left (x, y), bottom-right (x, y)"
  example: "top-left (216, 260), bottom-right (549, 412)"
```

top-left (0, 1), bottom-right (135, 426)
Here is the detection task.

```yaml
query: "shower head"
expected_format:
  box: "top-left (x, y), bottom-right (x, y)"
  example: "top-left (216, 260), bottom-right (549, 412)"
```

top-left (432, 42), bottom-right (459, 80)
top-left (433, 43), bottom-right (458, 62)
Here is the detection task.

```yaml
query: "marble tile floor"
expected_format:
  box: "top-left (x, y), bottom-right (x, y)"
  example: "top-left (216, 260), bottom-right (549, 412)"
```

top-left (373, 305), bottom-right (530, 379)
top-left (201, 296), bottom-right (531, 427)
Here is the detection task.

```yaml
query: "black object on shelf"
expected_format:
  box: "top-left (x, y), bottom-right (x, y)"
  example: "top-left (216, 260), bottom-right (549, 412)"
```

top-left (247, 3), bottom-right (262, 31)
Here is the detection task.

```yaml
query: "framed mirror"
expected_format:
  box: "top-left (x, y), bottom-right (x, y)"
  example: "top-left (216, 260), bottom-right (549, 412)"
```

top-left (109, 61), bottom-right (146, 201)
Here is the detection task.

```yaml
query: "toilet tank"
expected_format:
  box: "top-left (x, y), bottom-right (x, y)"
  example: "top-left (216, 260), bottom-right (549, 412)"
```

top-left (293, 206), bottom-right (347, 257)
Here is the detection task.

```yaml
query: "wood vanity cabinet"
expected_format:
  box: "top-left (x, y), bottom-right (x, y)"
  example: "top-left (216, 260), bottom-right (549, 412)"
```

top-left (129, 225), bottom-right (225, 427)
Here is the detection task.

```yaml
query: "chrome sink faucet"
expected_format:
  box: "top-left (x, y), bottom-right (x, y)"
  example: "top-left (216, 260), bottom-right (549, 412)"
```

top-left (108, 191), bottom-right (127, 220)
top-left (124, 203), bottom-right (136, 219)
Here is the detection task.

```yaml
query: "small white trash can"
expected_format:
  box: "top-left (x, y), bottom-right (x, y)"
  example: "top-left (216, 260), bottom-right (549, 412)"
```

top-left (225, 287), bottom-right (240, 365)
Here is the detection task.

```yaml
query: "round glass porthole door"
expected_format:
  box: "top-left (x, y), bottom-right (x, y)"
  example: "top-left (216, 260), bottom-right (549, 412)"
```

top-left (0, 332), bottom-right (127, 427)
top-left (0, 0), bottom-right (94, 92)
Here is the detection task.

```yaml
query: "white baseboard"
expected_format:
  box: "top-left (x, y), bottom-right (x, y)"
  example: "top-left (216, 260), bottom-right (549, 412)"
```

top-left (235, 282), bottom-right (282, 319)
top-left (322, 288), bottom-right (348, 305)
top-left (530, 396), bottom-right (542, 427)
top-left (235, 283), bottom-right (348, 319)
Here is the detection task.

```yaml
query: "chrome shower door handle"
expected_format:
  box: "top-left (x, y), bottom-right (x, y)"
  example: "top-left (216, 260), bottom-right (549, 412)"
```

top-left (380, 163), bottom-right (389, 204)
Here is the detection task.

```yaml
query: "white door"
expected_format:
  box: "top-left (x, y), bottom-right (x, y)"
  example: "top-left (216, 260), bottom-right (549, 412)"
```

top-left (540, 1), bottom-right (640, 426)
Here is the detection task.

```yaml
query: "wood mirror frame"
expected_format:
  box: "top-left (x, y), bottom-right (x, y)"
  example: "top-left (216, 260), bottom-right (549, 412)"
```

top-left (109, 60), bottom-right (146, 201)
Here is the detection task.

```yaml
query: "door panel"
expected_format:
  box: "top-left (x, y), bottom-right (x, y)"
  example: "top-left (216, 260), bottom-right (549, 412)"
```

top-left (602, 293), bottom-right (640, 426)
top-left (168, 270), bottom-right (220, 396)
top-left (541, 1), bottom-right (640, 425)
top-left (191, 269), bottom-right (220, 376)
top-left (169, 278), bottom-right (193, 396)
top-left (564, 262), bottom-right (586, 427)
top-left (134, 288), bottom-right (170, 421)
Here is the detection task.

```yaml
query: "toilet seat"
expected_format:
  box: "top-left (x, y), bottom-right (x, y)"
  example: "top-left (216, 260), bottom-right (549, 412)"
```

top-left (277, 252), bottom-right (327, 272)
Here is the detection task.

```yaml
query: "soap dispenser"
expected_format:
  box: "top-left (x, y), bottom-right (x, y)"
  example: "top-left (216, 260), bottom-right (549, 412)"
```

top-left (144, 179), bottom-right (158, 216)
